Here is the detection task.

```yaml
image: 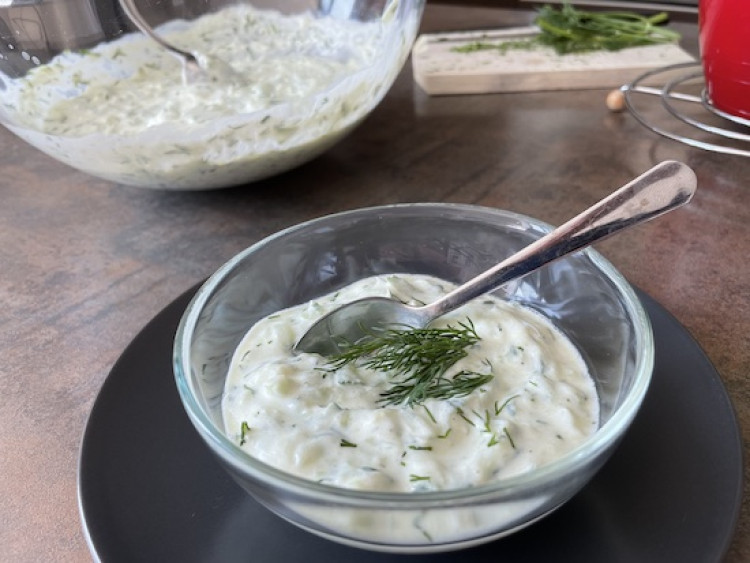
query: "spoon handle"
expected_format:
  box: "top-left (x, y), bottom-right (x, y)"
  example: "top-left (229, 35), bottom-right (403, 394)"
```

top-left (421, 160), bottom-right (697, 319)
top-left (119, 0), bottom-right (197, 64)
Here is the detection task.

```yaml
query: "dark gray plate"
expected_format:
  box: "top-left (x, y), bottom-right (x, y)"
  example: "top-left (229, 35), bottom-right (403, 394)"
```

top-left (78, 286), bottom-right (742, 562)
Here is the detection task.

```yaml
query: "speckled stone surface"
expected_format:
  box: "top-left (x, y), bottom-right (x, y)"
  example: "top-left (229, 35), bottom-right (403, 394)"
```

top-left (0, 4), bottom-right (747, 562)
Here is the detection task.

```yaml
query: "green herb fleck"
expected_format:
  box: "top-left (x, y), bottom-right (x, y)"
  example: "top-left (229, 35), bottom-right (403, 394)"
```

top-left (423, 404), bottom-right (437, 423)
top-left (503, 427), bottom-right (516, 449)
top-left (456, 407), bottom-right (476, 427)
top-left (482, 409), bottom-right (492, 433)
top-left (340, 438), bottom-right (357, 448)
top-left (494, 394), bottom-right (520, 416)
top-left (71, 72), bottom-right (87, 88)
top-left (454, 37), bottom-right (538, 55)
top-left (239, 421), bottom-right (251, 445)
top-left (410, 474), bottom-right (431, 482)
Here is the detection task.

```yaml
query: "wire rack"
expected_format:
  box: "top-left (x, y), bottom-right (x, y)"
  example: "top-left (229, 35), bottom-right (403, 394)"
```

top-left (622, 61), bottom-right (750, 157)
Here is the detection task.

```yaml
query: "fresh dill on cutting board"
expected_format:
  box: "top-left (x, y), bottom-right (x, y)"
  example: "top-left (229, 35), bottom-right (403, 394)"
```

top-left (453, 3), bottom-right (681, 56)
top-left (411, 1), bottom-right (692, 94)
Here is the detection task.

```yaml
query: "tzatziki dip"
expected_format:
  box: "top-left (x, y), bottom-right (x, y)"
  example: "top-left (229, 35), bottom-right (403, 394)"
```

top-left (222, 273), bottom-right (599, 493)
top-left (1, 2), bottom-right (413, 189)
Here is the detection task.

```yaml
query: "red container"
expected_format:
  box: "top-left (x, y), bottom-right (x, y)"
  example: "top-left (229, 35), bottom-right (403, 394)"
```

top-left (699, 0), bottom-right (750, 119)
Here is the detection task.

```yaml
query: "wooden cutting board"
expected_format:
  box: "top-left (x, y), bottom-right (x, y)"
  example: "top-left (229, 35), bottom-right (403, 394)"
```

top-left (412, 26), bottom-right (695, 95)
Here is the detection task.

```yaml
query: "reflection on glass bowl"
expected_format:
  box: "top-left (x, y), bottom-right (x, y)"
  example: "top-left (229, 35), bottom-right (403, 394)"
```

top-left (0, 0), bottom-right (423, 189)
top-left (173, 203), bottom-right (654, 553)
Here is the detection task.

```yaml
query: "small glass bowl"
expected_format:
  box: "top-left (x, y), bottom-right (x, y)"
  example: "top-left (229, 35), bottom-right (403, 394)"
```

top-left (0, 0), bottom-right (422, 189)
top-left (173, 203), bottom-right (654, 553)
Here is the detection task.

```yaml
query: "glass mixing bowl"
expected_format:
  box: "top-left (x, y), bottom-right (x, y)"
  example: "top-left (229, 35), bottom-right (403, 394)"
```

top-left (173, 203), bottom-right (654, 553)
top-left (0, 0), bottom-right (423, 189)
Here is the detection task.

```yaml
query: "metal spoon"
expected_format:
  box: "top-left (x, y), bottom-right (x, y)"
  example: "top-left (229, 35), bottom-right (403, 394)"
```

top-left (295, 160), bottom-right (697, 357)
top-left (119, 0), bottom-right (240, 84)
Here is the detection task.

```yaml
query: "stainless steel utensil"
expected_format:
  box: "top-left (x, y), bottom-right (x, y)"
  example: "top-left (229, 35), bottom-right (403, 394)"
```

top-left (295, 160), bottom-right (697, 356)
top-left (119, 0), bottom-right (239, 84)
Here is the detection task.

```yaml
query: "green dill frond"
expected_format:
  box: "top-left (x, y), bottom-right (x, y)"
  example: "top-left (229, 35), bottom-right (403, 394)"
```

top-left (452, 2), bottom-right (680, 57)
top-left (326, 319), bottom-right (493, 407)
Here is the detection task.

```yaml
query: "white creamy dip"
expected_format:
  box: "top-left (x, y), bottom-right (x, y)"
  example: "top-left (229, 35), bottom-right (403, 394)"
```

top-left (222, 273), bottom-right (599, 493)
top-left (1, 2), bottom-right (412, 188)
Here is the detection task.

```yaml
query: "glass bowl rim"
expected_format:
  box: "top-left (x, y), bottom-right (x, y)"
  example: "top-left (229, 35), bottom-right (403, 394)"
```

top-left (173, 202), bottom-right (654, 506)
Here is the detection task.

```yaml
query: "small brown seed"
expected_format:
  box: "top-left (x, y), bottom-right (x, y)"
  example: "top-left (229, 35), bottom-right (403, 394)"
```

top-left (606, 88), bottom-right (626, 112)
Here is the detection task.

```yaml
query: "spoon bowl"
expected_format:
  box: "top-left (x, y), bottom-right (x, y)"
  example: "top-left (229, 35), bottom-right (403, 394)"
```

top-left (295, 160), bottom-right (697, 356)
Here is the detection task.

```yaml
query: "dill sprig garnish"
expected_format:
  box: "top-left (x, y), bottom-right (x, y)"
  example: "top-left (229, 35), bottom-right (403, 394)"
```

top-left (326, 320), bottom-right (493, 407)
top-left (454, 2), bottom-right (680, 57)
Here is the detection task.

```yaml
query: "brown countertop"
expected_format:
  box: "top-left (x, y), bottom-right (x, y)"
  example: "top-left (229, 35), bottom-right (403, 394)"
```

top-left (1, 3), bottom-right (747, 561)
